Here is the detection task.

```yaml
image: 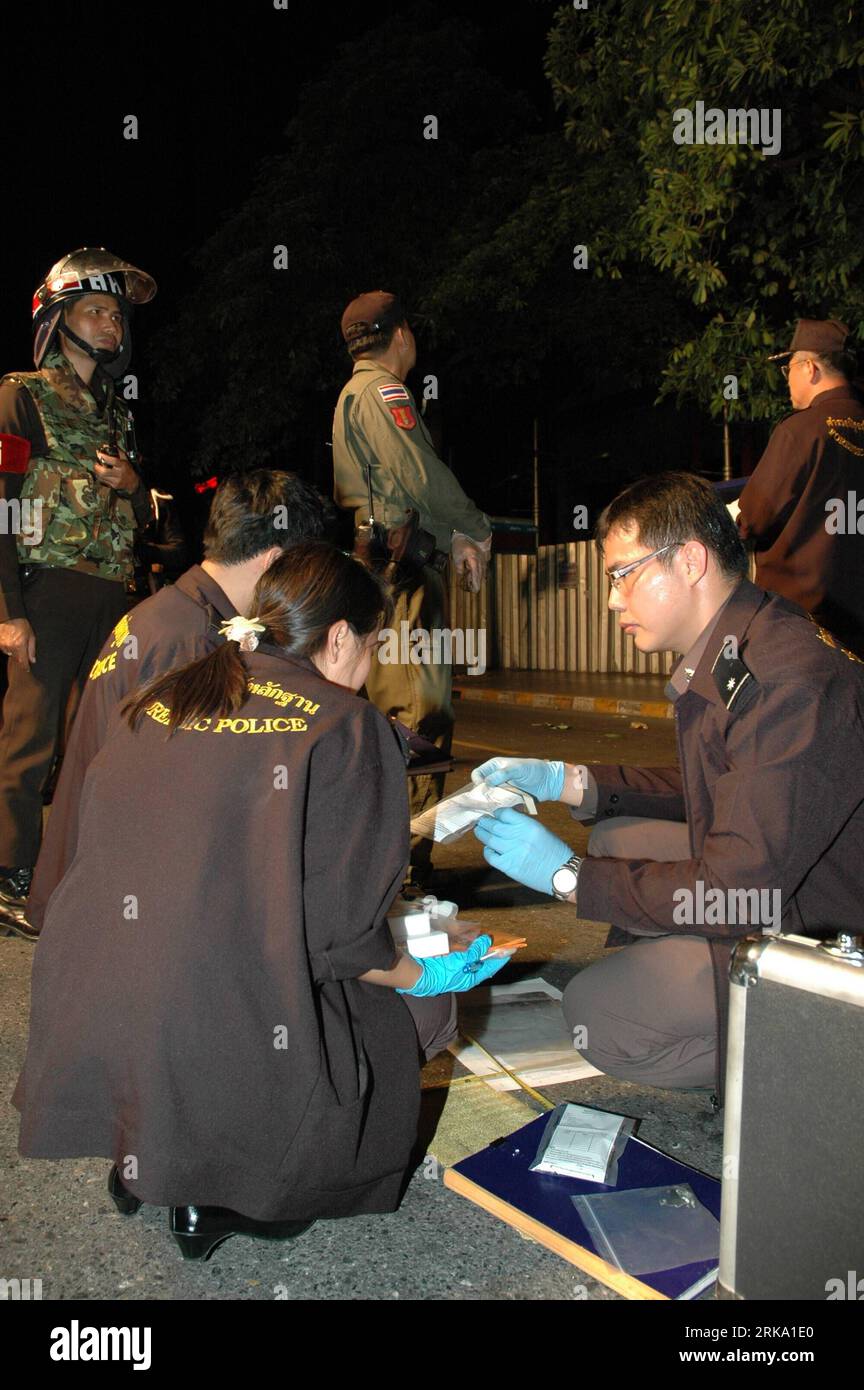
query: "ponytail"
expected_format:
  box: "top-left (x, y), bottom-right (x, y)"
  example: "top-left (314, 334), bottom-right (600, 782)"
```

top-left (123, 640), bottom-right (250, 734)
top-left (122, 540), bottom-right (392, 736)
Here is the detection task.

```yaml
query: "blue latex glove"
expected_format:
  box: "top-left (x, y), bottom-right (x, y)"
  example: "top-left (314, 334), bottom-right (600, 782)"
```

top-left (471, 756), bottom-right (565, 803)
top-left (474, 808), bottom-right (573, 896)
top-left (397, 934), bottom-right (511, 997)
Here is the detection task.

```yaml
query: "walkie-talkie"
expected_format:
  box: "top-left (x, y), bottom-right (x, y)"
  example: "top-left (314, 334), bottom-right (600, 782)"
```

top-left (98, 375), bottom-right (121, 461)
top-left (122, 408), bottom-right (140, 468)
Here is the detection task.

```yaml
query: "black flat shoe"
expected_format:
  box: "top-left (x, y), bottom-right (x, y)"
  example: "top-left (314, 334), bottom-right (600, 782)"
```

top-left (169, 1204), bottom-right (314, 1261)
top-left (108, 1165), bottom-right (143, 1216)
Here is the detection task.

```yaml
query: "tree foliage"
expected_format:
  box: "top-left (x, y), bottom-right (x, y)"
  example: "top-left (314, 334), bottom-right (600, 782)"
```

top-left (544, 0), bottom-right (864, 420)
top-left (147, 3), bottom-right (684, 478)
top-left (148, 6), bottom-right (543, 476)
top-left (149, 0), bottom-right (864, 481)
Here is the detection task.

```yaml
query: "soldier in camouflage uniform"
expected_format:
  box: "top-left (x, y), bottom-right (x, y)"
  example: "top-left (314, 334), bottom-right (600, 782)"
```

top-left (0, 248), bottom-right (156, 935)
top-left (333, 291), bottom-right (491, 890)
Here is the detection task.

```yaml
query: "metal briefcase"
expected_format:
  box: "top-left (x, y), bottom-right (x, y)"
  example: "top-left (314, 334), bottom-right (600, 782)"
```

top-left (718, 932), bottom-right (864, 1300)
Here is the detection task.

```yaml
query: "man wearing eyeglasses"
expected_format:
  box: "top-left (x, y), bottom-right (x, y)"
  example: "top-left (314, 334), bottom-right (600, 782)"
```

top-left (471, 472), bottom-right (864, 1108)
top-left (737, 318), bottom-right (864, 656)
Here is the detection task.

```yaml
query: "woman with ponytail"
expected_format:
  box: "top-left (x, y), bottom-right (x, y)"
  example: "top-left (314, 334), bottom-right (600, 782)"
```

top-left (13, 542), bottom-right (509, 1261)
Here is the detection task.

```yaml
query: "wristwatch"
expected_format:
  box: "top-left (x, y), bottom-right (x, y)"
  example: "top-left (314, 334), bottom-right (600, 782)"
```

top-left (551, 854), bottom-right (583, 902)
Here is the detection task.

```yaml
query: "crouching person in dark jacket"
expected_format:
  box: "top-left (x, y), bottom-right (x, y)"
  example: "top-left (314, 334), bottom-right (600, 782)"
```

top-left (13, 542), bottom-right (510, 1260)
top-left (472, 472), bottom-right (864, 1109)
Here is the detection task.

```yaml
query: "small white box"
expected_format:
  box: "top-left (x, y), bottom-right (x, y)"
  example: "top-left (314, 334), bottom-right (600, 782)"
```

top-left (387, 908), bottom-right (450, 958)
top-left (400, 930), bottom-right (450, 959)
top-left (387, 910), bottom-right (431, 939)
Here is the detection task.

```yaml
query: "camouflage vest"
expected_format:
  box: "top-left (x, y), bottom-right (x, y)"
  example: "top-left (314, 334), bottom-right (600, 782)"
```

top-left (4, 347), bottom-right (136, 580)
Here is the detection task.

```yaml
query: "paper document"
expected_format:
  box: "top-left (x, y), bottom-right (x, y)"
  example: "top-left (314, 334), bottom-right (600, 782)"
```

top-left (410, 780), bottom-right (537, 843)
top-left (450, 978), bottom-right (602, 1091)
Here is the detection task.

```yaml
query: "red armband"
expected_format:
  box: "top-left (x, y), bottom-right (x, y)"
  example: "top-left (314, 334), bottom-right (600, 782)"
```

top-left (0, 434), bottom-right (31, 473)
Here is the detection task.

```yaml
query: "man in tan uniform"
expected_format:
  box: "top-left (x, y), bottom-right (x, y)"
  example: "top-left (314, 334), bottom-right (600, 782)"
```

top-left (332, 291), bottom-right (491, 888)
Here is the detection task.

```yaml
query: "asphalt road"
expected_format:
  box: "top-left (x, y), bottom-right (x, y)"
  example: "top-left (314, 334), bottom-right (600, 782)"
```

top-left (1, 696), bottom-right (727, 1303)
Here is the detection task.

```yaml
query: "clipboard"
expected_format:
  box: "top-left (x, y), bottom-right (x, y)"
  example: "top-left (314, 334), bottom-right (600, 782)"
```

top-left (444, 1111), bottom-right (720, 1300)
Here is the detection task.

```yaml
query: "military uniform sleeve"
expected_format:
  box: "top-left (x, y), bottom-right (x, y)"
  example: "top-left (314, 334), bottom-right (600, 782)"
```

top-left (737, 415), bottom-right (819, 550)
top-left (0, 380), bottom-right (45, 623)
top-left (303, 702), bottom-right (409, 981)
top-left (575, 678), bottom-right (861, 938)
top-left (353, 383), bottom-right (491, 550)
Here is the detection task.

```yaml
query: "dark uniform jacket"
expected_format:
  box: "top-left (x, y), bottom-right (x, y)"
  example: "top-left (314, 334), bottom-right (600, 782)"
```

top-left (28, 565), bottom-right (236, 932)
top-left (575, 579), bottom-right (864, 1101)
top-left (737, 384), bottom-right (864, 654)
top-left (14, 647), bottom-right (419, 1221)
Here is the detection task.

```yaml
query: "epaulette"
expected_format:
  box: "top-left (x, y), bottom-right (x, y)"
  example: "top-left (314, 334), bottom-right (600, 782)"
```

top-left (807, 614), bottom-right (864, 665)
top-left (711, 645), bottom-right (756, 710)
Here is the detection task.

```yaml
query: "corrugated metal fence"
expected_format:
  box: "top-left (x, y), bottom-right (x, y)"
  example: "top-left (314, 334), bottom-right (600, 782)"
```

top-left (448, 541), bottom-right (675, 675)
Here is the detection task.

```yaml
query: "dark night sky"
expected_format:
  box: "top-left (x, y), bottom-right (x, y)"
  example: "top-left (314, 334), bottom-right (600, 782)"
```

top-left (2, 1), bottom-right (557, 371)
top-left (7, 1), bottom-right (721, 535)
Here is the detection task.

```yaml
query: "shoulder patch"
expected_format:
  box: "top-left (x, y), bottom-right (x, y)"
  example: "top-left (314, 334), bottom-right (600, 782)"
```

top-left (0, 433), bottom-right (32, 473)
top-left (389, 405), bottom-right (416, 430)
top-left (711, 647), bottom-right (756, 710)
top-left (377, 383), bottom-right (410, 405)
top-left (826, 417), bottom-right (864, 459)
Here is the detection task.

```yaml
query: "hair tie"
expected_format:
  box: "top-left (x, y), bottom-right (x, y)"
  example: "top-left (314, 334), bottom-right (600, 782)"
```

top-left (219, 615), bottom-right (266, 652)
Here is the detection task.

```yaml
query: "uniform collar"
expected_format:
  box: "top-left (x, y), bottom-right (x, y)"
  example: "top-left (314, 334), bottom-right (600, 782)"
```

top-left (253, 645), bottom-right (325, 679)
top-left (351, 359), bottom-right (403, 382)
top-left (39, 345), bottom-right (104, 413)
top-left (666, 579), bottom-right (766, 705)
top-left (176, 564), bottom-right (237, 622)
top-left (802, 382), bottom-right (864, 414)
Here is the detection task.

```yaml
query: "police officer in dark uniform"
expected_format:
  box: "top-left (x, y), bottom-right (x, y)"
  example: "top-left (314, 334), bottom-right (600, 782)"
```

top-left (737, 318), bottom-right (864, 655)
top-left (472, 473), bottom-right (864, 1108)
top-left (0, 248), bottom-right (156, 934)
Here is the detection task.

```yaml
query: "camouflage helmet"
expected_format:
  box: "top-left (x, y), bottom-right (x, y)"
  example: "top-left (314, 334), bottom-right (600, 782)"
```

top-left (32, 247), bottom-right (157, 378)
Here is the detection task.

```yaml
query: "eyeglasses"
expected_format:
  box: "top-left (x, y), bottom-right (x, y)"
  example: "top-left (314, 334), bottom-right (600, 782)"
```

top-left (606, 543), bottom-right (683, 592)
top-left (780, 358), bottom-right (813, 381)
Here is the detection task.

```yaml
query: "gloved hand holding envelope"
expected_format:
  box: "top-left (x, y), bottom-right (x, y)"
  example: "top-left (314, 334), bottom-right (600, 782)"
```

top-left (410, 779), bottom-right (538, 843)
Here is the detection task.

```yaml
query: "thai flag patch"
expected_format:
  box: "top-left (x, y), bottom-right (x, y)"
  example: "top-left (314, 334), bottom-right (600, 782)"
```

top-left (378, 384), bottom-right (410, 405)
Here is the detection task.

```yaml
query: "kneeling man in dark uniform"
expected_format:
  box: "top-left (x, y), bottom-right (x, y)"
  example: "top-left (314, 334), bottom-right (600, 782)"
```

top-left (472, 472), bottom-right (864, 1107)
